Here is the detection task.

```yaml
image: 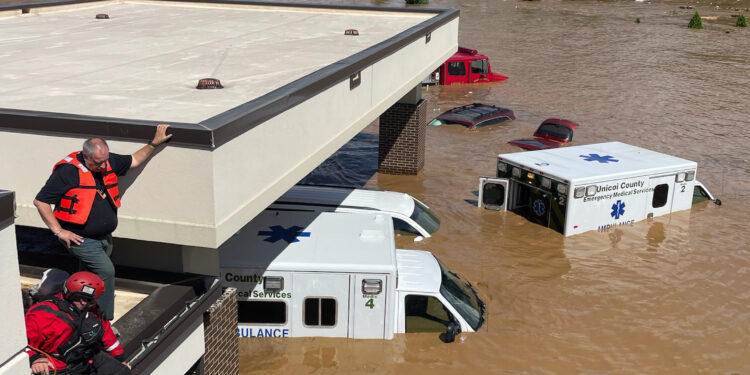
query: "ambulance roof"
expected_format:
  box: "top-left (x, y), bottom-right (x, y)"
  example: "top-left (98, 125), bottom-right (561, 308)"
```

top-left (273, 185), bottom-right (418, 218)
top-left (498, 142), bottom-right (697, 184)
top-left (395, 249), bottom-right (441, 294)
top-left (219, 211), bottom-right (396, 274)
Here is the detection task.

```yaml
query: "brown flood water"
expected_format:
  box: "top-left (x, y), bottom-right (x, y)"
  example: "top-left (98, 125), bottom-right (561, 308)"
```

top-left (243, 0), bottom-right (750, 373)
top-left (0, 0), bottom-right (746, 372)
top-left (2, 0), bottom-right (742, 371)
top-left (244, 0), bottom-right (750, 373)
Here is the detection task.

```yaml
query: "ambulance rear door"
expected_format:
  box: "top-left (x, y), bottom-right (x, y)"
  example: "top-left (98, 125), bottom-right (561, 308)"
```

top-left (478, 177), bottom-right (509, 210)
top-left (647, 175), bottom-right (676, 218)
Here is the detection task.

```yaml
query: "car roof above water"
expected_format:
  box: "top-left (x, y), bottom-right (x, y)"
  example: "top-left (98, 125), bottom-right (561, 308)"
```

top-left (272, 185), bottom-right (418, 217)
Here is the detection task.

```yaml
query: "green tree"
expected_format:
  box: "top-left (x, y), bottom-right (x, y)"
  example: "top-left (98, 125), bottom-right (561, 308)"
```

top-left (736, 14), bottom-right (748, 27)
top-left (688, 11), bottom-right (703, 29)
top-left (405, 0), bottom-right (429, 4)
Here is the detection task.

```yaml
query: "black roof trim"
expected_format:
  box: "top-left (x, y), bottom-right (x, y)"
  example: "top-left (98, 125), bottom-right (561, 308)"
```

top-left (0, 109), bottom-right (212, 148)
top-left (0, 0), bottom-right (459, 150)
top-left (0, 0), bottom-right (100, 12)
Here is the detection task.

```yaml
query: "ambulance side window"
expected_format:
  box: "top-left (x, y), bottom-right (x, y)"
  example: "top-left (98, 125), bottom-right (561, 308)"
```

top-left (404, 295), bottom-right (452, 333)
top-left (652, 184), bottom-right (669, 208)
top-left (238, 301), bottom-right (287, 324)
top-left (304, 298), bottom-right (337, 327)
top-left (393, 218), bottom-right (420, 236)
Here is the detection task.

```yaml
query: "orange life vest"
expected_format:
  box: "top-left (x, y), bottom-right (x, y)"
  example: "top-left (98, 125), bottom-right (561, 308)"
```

top-left (52, 152), bottom-right (121, 225)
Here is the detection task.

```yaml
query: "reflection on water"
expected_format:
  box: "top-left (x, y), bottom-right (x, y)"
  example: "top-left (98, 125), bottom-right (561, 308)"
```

top-left (246, 0), bottom-right (750, 373)
top-left (646, 222), bottom-right (666, 251)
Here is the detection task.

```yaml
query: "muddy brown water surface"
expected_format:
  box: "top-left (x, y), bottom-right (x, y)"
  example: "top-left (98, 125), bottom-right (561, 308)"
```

top-left (4, 0), bottom-right (748, 372)
top-left (243, 0), bottom-right (750, 373)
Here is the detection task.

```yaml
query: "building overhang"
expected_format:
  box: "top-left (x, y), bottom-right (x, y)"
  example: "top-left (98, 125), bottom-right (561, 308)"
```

top-left (0, 0), bottom-right (459, 248)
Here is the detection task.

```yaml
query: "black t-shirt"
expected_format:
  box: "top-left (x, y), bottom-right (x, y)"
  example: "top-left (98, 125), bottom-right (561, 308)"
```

top-left (35, 152), bottom-right (132, 239)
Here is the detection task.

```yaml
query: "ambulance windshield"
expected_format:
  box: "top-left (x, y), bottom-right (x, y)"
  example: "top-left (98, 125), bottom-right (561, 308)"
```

top-left (411, 199), bottom-right (441, 234)
top-left (438, 260), bottom-right (485, 331)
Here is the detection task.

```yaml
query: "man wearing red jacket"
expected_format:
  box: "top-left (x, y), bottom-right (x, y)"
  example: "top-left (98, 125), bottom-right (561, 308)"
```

top-left (25, 271), bottom-right (131, 375)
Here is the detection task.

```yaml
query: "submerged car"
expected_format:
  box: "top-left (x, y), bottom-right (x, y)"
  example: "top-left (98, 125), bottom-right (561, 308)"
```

top-left (428, 103), bottom-right (515, 130)
top-left (507, 118), bottom-right (579, 150)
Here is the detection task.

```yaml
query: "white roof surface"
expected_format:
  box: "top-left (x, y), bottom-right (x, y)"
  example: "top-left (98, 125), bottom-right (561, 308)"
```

top-left (219, 211), bottom-right (397, 274)
top-left (274, 185), bottom-right (418, 217)
top-left (395, 249), bottom-right (441, 293)
top-left (498, 142), bottom-right (697, 184)
top-left (0, 0), bottom-right (432, 123)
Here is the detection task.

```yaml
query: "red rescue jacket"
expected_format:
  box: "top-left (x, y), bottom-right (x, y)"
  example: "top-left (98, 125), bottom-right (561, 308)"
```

top-left (25, 294), bottom-right (124, 372)
top-left (52, 152), bottom-right (121, 225)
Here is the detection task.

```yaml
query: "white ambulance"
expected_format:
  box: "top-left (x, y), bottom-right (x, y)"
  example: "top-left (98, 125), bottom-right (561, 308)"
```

top-left (270, 185), bottom-right (441, 241)
top-left (478, 142), bottom-right (719, 236)
top-left (219, 210), bottom-right (484, 341)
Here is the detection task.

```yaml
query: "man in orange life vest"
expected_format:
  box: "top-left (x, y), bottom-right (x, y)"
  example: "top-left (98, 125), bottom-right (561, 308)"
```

top-left (33, 124), bottom-right (172, 321)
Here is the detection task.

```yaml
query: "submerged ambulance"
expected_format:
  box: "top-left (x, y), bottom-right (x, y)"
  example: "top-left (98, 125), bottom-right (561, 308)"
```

top-left (478, 142), bottom-right (719, 236)
top-left (219, 210), bottom-right (484, 341)
top-left (270, 185), bottom-right (441, 241)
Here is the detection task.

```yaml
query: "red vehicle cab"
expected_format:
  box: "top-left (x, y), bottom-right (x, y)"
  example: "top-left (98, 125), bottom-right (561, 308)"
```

top-left (507, 118), bottom-right (579, 151)
top-left (424, 47), bottom-right (509, 86)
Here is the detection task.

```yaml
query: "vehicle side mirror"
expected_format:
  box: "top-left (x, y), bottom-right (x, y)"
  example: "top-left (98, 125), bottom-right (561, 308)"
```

top-left (439, 321), bottom-right (461, 343)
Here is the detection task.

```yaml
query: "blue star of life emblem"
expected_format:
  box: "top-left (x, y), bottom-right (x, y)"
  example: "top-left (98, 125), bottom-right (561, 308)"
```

top-left (580, 154), bottom-right (619, 163)
top-left (611, 200), bottom-right (626, 219)
top-left (533, 199), bottom-right (546, 216)
top-left (258, 225), bottom-right (311, 244)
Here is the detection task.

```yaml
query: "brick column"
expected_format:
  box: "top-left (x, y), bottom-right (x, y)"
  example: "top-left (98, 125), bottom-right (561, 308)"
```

top-left (378, 98), bottom-right (427, 175)
top-left (202, 287), bottom-right (238, 375)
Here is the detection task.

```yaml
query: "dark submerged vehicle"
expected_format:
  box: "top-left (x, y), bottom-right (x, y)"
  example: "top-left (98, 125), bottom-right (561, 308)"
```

top-left (428, 103), bottom-right (515, 130)
top-left (508, 118), bottom-right (579, 150)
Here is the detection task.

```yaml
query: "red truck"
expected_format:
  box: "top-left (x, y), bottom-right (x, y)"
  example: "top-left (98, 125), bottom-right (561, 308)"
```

top-left (424, 47), bottom-right (508, 86)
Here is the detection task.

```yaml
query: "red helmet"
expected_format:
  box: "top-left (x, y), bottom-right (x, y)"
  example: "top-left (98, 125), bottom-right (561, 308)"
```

top-left (64, 271), bottom-right (105, 300)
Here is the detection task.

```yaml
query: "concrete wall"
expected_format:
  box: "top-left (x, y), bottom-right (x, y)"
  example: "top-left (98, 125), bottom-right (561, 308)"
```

top-left (151, 323), bottom-right (206, 375)
top-left (0, 191), bottom-right (30, 375)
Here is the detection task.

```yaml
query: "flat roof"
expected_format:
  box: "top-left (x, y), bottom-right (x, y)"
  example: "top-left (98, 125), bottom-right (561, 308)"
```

top-left (498, 142), bottom-right (697, 184)
top-left (0, 0), bottom-right (457, 148)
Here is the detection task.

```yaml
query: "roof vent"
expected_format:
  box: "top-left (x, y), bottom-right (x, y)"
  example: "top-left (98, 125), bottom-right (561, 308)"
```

top-left (344, 29), bottom-right (359, 36)
top-left (95, 13), bottom-right (109, 19)
top-left (196, 78), bottom-right (223, 90)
